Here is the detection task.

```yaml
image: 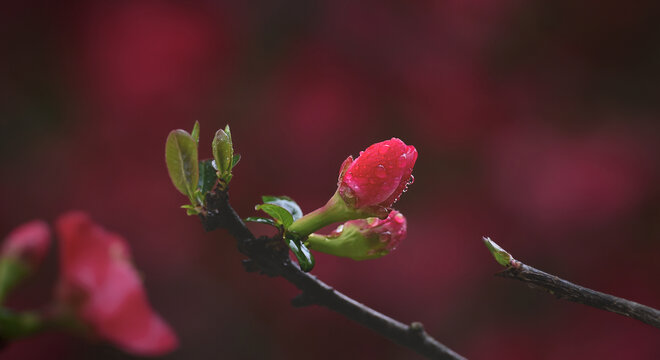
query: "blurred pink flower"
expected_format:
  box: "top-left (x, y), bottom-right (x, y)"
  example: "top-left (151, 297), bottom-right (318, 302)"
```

top-left (2, 220), bottom-right (51, 270)
top-left (338, 138), bottom-right (417, 210)
top-left (490, 128), bottom-right (651, 229)
top-left (55, 212), bottom-right (177, 356)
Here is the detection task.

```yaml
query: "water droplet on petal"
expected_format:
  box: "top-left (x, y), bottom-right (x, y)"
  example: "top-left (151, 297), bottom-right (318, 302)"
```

top-left (375, 165), bottom-right (387, 178)
top-left (397, 154), bottom-right (407, 168)
top-left (394, 213), bottom-right (405, 224)
top-left (378, 144), bottom-right (390, 154)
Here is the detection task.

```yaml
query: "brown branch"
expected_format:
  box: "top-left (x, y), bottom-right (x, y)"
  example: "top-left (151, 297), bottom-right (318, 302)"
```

top-left (202, 190), bottom-right (466, 360)
top-left (484, 237), bottom-right (660, 329)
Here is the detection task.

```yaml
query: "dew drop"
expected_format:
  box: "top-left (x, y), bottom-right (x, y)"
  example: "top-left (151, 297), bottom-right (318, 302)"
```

top-left (397, 154), bottom-right (407, 168)
top-left (378, 144), bottom-right (390, 154)
top-left (375, 165), bottom-right (387, 178)
top-left (407, 175), bottom-right (415, 185)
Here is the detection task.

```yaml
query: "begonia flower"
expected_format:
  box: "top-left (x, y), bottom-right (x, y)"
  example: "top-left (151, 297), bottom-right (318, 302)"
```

top-left (55, 212), bottom-right (178, 356)
top-left (338, 138), bottom-right (417, 210)
top-left (288, 138), bottom-right (417, 238)
top-left (307, 210), bottom-right (407, 260)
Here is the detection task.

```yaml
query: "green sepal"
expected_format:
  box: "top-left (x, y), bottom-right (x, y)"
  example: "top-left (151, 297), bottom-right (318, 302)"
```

top-left (262, 196), bottom-right (303, 222)
top-left (245, 217), bottom-right (279, 229)
top-left (165, 129), bottom-right (199, 198)
top-left (255, 204), bottom-right (294, 229)
top-left (286, 234), bottom-right (315, 272)
top-left (483, 237), bottom-right (513, 267)
top-left (232, 154), bottom-right (241, 168)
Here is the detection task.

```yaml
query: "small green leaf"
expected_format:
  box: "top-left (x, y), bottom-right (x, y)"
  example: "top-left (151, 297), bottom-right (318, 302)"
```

top-left (191, 121), bottom-right (200, 144)
top-left (212, 127), bottom-right (233, 177)
top-left (287, 236), bottom-right (315, 272)
top-left (245, 217), bottom-right (279, 228)
top-left (198, 159), bottom-right (218, 195)
top-left (232, 153), bottom-right (241, 168)
top-left (482, 237), bottom-right (513, 267)
top-left (165, 129), bottom-right (199, 197)
top-left (224, 124), bottom-right (232, 140)
top-left (262, 196), bottom-right (303, 222)
top-left (180, 204), bottom-right (200, 216)
top-left (255, 204), bottom-right (294, 228)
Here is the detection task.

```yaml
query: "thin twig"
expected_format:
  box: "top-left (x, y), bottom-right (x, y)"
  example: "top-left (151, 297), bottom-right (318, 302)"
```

top-left (483, 237), bottom-right (660, 329)
top-left (202, 191), bottom-right (466, 360)
top-left (497, 262), bottom-right (660, 329)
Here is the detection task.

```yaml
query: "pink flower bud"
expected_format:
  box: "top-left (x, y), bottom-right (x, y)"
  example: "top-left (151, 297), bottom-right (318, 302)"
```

top-left (338, 138), bottom-right (417, 210)
top-left (55, 212), bottom-right (178, 356)
top-left (338, 210), bottom-right (408, 253)
top-left (307, 210), bottom-right (407, 260)
top-left (2, 220), bottom-right (51, 270)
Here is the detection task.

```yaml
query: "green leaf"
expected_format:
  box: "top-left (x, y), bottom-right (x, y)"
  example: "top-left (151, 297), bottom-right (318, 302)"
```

top-left (482, 237), bottom-right (513, 267)
top-left (212, 127), bottom-right (233, 176)
top-left (232, 153), bottom-right (241, 168)
top-left (198, 159), bottom-right (218, 195)
top-left (245, 217), bottom-right (279, 228)
top-left (191, 121), bottom-right (200, 144)
top-left (165, 129), bottom-right (199, 197)
top-left (255, 204), bottom-right (294, 228)
top-left (287, 236), bottom-right (315, 272)
top-left (180, 204), bottom-right (200, 216)
top-left (224, 124), bottom-right (232, 141)
top-left (262, 196), bottom-right (303, 221)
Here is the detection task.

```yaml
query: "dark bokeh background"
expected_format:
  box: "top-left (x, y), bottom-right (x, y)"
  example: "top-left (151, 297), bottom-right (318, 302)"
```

top-left (1, 1), bottom-right (659, 359)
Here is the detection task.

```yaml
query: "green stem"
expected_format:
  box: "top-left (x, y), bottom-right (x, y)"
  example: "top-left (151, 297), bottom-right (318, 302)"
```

top-left (288, 192), bottom-right (361, 238)
top-left (306, 234), bottom-right (336, 254)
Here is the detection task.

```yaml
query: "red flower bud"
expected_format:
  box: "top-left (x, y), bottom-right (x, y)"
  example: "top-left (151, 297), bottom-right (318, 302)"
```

top-left (2, 220), bottom-right (51, 270)
top-left (338, 138), bottom-right (417, 210)
top-left (55, 212), bottom-right (178, 356)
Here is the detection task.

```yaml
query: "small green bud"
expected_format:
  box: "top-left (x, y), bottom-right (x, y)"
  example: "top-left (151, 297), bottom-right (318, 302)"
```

top-left (212, 125), bottom-right (234, 183)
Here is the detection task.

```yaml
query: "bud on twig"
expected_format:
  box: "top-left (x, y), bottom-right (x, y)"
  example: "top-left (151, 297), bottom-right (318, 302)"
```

top-left (307, 211), bottom-right (407, 260)
top-left (212, 125), bottom-right (235, 186)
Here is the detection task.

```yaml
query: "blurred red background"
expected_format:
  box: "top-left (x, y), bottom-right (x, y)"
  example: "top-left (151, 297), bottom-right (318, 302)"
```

top-left (1, 0), bottom-right (659, 359)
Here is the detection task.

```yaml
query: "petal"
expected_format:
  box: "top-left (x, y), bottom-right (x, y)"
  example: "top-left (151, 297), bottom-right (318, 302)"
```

top-left (342, 138), bottom-right (417, 208)
top-left (2, 220), bottom-right (51, 268)
top-left (55, 211), bottom-right (178, 355)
